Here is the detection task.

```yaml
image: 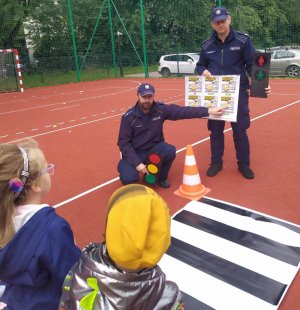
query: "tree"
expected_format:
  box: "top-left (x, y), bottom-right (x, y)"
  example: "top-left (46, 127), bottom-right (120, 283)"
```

top-left (0, 0), bottom-right (36, 55)
top-left (1, 0), bottom-right (299, 73)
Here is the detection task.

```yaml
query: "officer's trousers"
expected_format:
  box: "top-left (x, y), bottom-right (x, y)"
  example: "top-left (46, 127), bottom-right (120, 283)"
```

top-left (208, 91), bottom-right (251, 165)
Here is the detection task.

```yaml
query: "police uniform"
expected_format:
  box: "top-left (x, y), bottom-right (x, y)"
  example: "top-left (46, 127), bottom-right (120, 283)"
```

top-left (197, 26), bottom-right (255, 168)
top-left (117, 100), bottom-right (209, 185)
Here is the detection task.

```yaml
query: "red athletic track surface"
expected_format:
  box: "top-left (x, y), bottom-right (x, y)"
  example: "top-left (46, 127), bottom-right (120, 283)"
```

top-left (1, 78), bottom-right (299, 309)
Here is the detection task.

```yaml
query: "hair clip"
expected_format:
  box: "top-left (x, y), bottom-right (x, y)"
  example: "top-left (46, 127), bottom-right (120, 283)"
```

top-left (8, 178), bottom-right (24, 193)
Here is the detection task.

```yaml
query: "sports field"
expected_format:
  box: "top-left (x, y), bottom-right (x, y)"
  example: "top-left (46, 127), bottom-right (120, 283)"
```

top-left (0, 77), bottom-right (299, 309)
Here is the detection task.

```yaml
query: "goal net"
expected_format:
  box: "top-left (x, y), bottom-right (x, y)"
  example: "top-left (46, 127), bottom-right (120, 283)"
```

top-left (0, 49), bottom-right (24, 93)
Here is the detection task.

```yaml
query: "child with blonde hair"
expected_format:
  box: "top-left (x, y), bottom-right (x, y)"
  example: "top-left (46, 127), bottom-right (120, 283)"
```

top-left (59, 184), bottom-right (183, 310)
top-left (0, 140), bottom-right (80, 309)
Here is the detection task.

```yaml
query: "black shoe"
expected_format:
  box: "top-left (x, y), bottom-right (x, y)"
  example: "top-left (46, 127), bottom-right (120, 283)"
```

top-left (238, 164), bottom-right (254, 179)
top-left (158, 180), bottom-right (171, 188)
top-left (207, 162), bottom-right (223, 177)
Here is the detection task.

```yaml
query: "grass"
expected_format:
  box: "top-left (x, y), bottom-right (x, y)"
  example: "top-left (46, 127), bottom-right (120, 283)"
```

top-left (22, 65), bottom-right (157, 88)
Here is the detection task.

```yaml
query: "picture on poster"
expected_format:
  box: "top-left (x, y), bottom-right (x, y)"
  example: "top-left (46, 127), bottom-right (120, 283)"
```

top-left (204, 76), bottom-right (219, 92)
top-left (185, 75), bottom-right (240, 122)
top-left (188, 76), bottom-right (202, 93)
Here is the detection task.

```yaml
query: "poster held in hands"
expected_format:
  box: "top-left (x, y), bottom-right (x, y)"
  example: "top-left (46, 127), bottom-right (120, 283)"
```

top-left (185, 75), bottom-right (240, 122)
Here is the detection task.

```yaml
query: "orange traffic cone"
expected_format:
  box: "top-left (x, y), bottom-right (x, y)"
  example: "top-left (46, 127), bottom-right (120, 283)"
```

top-left (174, 145), bottom-right (211, 200)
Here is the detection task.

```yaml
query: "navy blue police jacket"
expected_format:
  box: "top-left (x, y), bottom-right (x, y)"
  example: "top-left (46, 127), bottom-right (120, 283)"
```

top-left (118, 101), bottom-right (209, 167)
top-left (196, 26), bottom-right (255, 91)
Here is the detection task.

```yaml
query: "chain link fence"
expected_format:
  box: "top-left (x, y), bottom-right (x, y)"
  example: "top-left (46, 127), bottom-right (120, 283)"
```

top-left (0, 0), bottom-right (299, 89)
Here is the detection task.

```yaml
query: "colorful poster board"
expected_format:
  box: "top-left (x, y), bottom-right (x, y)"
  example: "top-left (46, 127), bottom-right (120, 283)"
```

top-left (185, 75), bottom-right (240, 122)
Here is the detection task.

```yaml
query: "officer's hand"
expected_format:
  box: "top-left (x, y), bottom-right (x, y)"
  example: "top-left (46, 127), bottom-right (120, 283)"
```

top-left (247, 87), bottom-right (251, 96)
top-left (208, 107), bottom-right (224, 116)
top-left (265, 85), bottom-right (271, 96)
top-left (202, 70), bottom-right (212, 78)
top-left (136, 163), bottom-right (149, 175)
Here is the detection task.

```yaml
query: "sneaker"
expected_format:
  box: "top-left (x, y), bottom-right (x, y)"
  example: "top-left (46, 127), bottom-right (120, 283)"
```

top-left (238, 164), bottom-right (254, 179)
top-left (207, 162), bottom-right (223, 177)
top-left (158, 180), bottom-right (171, 188)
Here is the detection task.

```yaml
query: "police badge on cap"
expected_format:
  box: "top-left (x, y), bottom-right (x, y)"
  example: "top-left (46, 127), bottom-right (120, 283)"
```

top-left (138, 83), bottom-right (155, 97)
top-left (210, 7), bottom-right (229, 23)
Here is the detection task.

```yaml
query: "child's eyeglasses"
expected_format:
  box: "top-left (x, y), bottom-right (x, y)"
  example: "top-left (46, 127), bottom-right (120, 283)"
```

top-left (40, 164), bottom-right (55, 175)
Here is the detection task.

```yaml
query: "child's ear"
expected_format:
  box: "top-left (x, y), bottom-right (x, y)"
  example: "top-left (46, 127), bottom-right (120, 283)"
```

top-left (31, 183), bottom-right (42, 193)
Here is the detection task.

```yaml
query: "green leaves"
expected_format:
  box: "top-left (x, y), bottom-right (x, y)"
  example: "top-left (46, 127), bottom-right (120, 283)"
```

top-left (1, 0), bottom-right (299, 72)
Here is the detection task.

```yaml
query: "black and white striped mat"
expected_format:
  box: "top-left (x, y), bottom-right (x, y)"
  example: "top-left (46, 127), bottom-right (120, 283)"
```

top-left (159, 197), bottom-right (300, 310)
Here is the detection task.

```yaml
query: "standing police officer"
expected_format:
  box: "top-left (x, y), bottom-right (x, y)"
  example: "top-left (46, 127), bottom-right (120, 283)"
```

top-left (117, 83), bottom-right (223, 188)
top-left (196, 6), bottom-right (271, 179)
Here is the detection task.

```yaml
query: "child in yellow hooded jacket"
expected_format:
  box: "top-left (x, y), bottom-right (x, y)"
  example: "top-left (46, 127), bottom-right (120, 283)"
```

top-left (59, 184), bottom-right (183, 310)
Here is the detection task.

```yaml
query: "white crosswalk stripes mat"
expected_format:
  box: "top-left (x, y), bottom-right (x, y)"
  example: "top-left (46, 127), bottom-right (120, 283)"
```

top-left (159, 197), bottom-right (300, 310)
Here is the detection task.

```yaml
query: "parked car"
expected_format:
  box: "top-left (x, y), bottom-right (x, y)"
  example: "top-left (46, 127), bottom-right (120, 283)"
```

top-left (158, 53), bottom-right (199, 77)
top-left (270, 49), bottom-right (300, 77)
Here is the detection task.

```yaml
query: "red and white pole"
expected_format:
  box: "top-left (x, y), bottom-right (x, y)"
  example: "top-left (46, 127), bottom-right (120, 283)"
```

top-left (0, 48), bottom-right (24, 92)
top-left (13, 49), bottom-right (24, 92)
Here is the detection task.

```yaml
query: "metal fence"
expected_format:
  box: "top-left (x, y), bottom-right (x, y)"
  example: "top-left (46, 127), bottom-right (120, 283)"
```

top-left (0, 0), bottom-right (299, 88)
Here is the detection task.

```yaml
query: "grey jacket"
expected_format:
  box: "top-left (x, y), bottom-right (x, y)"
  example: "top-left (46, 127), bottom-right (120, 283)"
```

top-left (59, 243), bottom-right (182, 310)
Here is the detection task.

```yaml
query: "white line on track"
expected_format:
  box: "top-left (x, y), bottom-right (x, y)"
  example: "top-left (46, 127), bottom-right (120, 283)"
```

top-left (0, 106), bottom-right (128, 140)
top-left (165, 98), bottom-right (184, 104)
top-left (6, 113), bottom-right (125, 144)
top-left (0, 86), bottom-right (139, 115)
top-left (251, 101), bottom-right (300, 121)
top-left (271, 92), bottom-right (300, 96)
top-left (162, 94), bottom-right (184, 101)
top-left (49, 104), bottom-right (80, 111)
top-left (54, 178), bottom-right (120, 208)
top-left (0, 83), bottom-right (140, 105)
top-left (53, 98), bottom-right (300, 209)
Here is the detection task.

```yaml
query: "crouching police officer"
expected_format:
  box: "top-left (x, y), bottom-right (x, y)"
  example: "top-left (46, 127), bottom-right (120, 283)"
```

top-left (117, 83), bottom-right (223, 188)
